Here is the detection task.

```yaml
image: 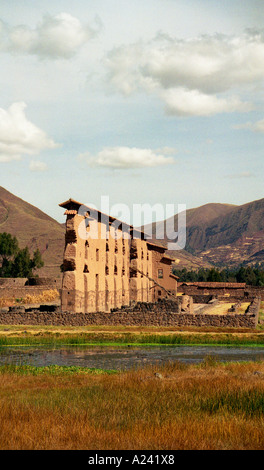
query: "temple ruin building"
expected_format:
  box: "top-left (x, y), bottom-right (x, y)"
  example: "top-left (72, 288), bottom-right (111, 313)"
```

top-left (59, 198), bottom-right (177, 313)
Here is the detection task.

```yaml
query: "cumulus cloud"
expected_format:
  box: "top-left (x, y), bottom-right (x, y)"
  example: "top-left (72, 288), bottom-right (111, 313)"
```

top-left (0, 12), bottom-right (98, 59)
top-left (105, 30), bottom-right (264, 116)
top-left (0, 102), bottom-right (59, 162)
top-left (79, 146), bottom-right (175, 169)
top-left (29, 160), bottom-right (48, 172)
top-left (162, 88), bottom-right (252, 116)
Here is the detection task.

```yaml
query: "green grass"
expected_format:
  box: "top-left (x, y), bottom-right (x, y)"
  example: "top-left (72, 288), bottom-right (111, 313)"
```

top-left (0, 332), bottom-right (264, 348)
top-left (0, 364), bottom-right (117, 375)
top-left (199, 389), bottom-right (264, 417)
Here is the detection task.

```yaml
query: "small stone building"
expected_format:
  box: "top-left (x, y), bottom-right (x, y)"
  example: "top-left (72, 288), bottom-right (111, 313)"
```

top-left (59, 198), bottom-right (177, 313)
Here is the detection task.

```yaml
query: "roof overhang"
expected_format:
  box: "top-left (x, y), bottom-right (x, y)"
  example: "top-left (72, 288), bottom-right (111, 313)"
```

top-left (59, 198), bottom-right (147, 238)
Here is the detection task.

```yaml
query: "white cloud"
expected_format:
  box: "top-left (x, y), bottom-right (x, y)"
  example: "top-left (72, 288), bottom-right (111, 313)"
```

top-left (105, 30), bottom-right (264, 116)
top-left (0, 12), bottom-right (98, 59)
top-left (0, 102), bottom-right (59, 162)
top-left (162, 88), bottom-right (252, 116)
top-left (233, 118), bottom-right (264, 132)
top-left (79, 146), bottom-right (175, 169)
top-left (29, 160), bottom-right (48, 172)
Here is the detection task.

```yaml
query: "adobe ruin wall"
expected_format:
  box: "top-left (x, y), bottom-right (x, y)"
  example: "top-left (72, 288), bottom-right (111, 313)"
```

top-left (0, 277), bottom-right (61, 300)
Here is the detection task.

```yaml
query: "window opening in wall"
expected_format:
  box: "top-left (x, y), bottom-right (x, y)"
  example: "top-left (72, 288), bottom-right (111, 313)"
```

top-left (96, 248), bottom-right (99, 261)
top-left (85, 240), bottom-right (89, 259)
top-left (158, 269), bottom-right (163, 279)
top-left (83, 264), bottom-right (89, 273)
top-left (130, 268), bottom-right (137, 278)
top-left (130, 245), bottom-right (137, 259)
top-left (114, 265), bottom-right (118, 275)
top-left (158, 290), bottom-right (162, 296)
top-left (106, 242), bottom-right (109, 252)
top-left (105, 265), bottom-right (109, 275)
top-left (96, 274), bottom-right (99, 312)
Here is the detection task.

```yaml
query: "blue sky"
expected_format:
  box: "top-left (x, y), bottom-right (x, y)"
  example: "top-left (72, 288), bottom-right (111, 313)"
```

top-left (0, 0), bottom-right (263, 226)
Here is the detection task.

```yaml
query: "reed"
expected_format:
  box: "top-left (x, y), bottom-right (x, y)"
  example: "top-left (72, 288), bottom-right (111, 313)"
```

top-left (0, 360), bottom-right (264, 449)
top-left (0, 331), bottom-right (264, 347)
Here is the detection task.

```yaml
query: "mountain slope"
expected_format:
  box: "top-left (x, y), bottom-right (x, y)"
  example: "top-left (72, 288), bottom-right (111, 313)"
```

top-left (143, 199), bottom-right (264, 268)
top-left (0, 187), bottom-right (65, 277)
top-left (1, 186), bottom-right (263, 274)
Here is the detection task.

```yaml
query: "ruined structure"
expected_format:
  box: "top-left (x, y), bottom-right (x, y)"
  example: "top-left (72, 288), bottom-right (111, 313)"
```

top-left (59, 199), bottom-right (177, 313)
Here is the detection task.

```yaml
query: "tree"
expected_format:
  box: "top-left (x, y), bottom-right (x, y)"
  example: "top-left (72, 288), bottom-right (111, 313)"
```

top-left (207, 268), bottom-right (222, 282)
top-left (0, 232), bottom-right (19, 262)
top-left (31, 249), bottom-right (44, 272)
top-left (0, 233), bottom-right (44, 278)
top-left (0, 233), bottom-right (19, 277)
top-left (172, 264), bottom-right (264, 286)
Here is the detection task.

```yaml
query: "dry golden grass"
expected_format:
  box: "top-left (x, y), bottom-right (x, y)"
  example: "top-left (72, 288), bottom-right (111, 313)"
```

top-left (1, 361), bottom-right (264, 450)
top-left (201, 302), bottom-right (250, 315)
top-left (0, 289), bottom-right (59, 308)
top-left (0, 298), bottom-right (13, 308)
top-left (21, 289), bottom-right (60, 304)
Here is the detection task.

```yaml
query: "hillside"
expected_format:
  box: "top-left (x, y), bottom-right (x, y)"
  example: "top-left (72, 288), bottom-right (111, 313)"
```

top-left (142, 199), bottom-right (264, 268)
top-left (0, 187), bottom-right (65, 277)
top-left (1, 186), bottom-right (264, 274)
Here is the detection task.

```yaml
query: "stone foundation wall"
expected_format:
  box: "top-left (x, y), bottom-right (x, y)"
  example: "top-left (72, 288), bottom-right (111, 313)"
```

top-left (246, 297), bottom-right (261, 316)
top-left (245, 287), bottom-right (264, 301)
top-left (178, 285), bottom-right (246, 297)
top-left (178, 284), bottom-right (264, 301)
top-left (0, 298), bottom-right (259, 328)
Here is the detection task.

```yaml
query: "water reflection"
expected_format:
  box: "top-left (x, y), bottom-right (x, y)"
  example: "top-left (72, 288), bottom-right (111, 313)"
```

top-left (0, 345), bottom-right (264, 370)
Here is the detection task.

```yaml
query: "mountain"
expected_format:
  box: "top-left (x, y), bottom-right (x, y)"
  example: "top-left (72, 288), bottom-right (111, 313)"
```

top-left (1, 186), bottom-right (263, 274)
top-left (142, 199), bottom-right (264, 269)
top-left (0, 186), bottom-right (65, 277)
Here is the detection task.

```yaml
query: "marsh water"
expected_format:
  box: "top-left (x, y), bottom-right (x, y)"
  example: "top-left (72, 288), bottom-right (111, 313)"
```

top-left (0, 345), bottom-right (264, 370)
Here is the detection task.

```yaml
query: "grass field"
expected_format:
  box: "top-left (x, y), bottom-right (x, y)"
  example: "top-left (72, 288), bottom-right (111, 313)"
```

top-left (0, 323), bottom-right (264, 348)
top-left (1, 360), bottom-right (264, 450)
top-left (0, 303), bottom-right (263, 450)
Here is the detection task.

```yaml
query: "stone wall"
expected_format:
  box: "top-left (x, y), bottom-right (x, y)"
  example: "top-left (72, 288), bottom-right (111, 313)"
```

top-left (0, 286), bottom-right (59, 300)
top-left (245, 297), bottom-right (261, 316)
top-left (178, 282), bottom-right (264, 301)
top-left (0, 276), bottom-right (61, 300)
top-left (0, 276), bottom-right (60, 300)
top-left (0, 298), bottom-right (259, 328)
top-left (27, 277), bottom-right (62, 287)
top-left (0, 278), bottom-right (28, 287)
top-left (245, 287), bottom-right (264, 301)
top-left (178, 285), bottom-right (246, 297)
